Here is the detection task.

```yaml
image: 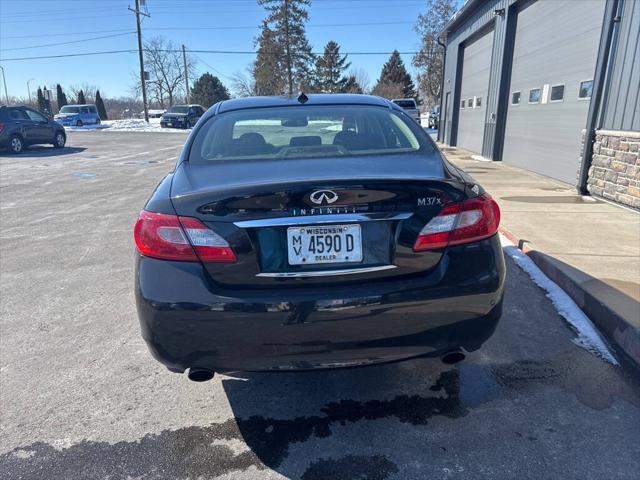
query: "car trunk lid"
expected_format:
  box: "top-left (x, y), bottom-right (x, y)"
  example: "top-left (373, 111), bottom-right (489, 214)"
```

top-left (170, 154), bottom-right (466, 287)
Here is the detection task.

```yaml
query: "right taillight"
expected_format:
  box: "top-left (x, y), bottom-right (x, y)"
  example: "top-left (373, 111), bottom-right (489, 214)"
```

top-left (134, 210), bottom-right (237, 262)
top-left (413, 193), bottom-right (500, 251)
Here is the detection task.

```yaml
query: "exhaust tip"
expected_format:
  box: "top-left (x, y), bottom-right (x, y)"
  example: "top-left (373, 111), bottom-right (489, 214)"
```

top-left (187, 368), bottom-right (215, 382)
top-left (441, 350), bottom-right (466, 365)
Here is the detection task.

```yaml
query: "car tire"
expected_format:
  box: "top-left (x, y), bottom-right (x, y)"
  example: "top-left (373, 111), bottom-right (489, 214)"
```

top-left (76, 119), bottom-right (83, 127)
top-left (9, 135), bottom-right (24, 154)
top-left (53, 131), bottom-right (66, 148)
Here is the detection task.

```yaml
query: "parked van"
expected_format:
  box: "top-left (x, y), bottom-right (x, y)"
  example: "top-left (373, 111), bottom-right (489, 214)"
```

top-left (54, 104), bottom-right (101, 127)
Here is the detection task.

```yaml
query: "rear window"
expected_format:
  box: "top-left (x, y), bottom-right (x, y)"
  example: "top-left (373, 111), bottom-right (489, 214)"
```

top-left (392, 100), bottom-right (417, 109)
top-left (189, 105), bottom-right (432, 163)
top-left (60, 106), bottom-right (80, 114)
top-left (168, 106), bottom-right (189, 114)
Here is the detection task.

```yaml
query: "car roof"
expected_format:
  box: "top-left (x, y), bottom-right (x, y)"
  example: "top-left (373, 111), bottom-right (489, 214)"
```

top-left (217, 94), bottom-right (392, 113)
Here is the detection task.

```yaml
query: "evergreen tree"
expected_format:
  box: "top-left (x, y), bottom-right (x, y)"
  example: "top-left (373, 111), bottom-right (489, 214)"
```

top-left (256, 0), bottom-right (315, 94)
top-left (95, 90), bottom-right (108, 120)
top-left (372, 50), bottom-right (418, 100)
top-left (77, 89), bottom-right (86, 104)
top-left (56, 84), bottom-right (68, 111)
top-left (315, 41), bottom-right (351, 93)
top-left (253, 21), bottom-right (286, 95)
top-left (190, 73), bottom-right (230, 108)
top-left (36, 87), bottom-right (52, 117)
top-left (343, 75), bottom-right (363, 94)
top-left (36, 87), bottom-right (46, 113)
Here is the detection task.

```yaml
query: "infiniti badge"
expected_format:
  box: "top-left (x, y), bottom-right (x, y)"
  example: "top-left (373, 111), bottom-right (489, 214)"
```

top-left (309, 189), bottom-right (339, 205)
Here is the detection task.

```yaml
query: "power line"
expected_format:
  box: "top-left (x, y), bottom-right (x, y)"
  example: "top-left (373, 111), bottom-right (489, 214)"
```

top-left (1, 20), bottom-right (414, 41)
top-left (1, 29), bottom-right (132, 40)
top-left (0, 32), bottom-right (136, 52)
top-left (1, 49), bottom-right (420, 62)
top-left (186, 50), bottom-right (235, 82)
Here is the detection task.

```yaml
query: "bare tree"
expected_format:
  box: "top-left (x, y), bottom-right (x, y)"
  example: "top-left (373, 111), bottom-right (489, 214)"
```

top-left (68, 83), bottom-right (98, 103)
top-left (413, 0), bottom-right (458, 106)
top-left (349, 67), bottom-right (371, 94)
top-left (370, 81), bottom-right (404, 100)
top-left (140, 36), bottom-right (196, 107)
top-left (231, 68), bottom-right (257, 97)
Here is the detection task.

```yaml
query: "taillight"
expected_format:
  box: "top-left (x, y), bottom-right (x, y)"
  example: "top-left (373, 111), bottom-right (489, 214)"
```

top-left (413, 194), bottom-right (500, 251)
top-left (0, 122), bottom-right (5, 133)
top-left (134, 210), bottom-right (236, 262)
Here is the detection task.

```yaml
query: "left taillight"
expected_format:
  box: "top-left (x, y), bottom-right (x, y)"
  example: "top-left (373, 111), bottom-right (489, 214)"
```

top-left (413, 193), bottom-right (500, 251)
top-left (134, 210), bottom-right (237, 262)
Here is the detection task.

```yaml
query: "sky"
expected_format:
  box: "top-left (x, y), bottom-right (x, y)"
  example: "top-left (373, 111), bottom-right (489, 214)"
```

top-left (0, 0), bottom-right (431, 100)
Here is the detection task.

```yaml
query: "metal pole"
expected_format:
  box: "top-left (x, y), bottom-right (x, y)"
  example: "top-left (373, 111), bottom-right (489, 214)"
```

top-left (182, 44), bottom-right (190, 103)
top-left (130, 0), bottom-right (149, 122)
top-left (27, 78), bottom-right (34, 105)
top-left (0, 66), bottom-right (9, 104)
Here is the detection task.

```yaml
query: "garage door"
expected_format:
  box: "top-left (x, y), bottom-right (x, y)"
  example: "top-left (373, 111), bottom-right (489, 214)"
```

top-left (457, 28), bottom-right (494, 154)
top-left (502, 0), bottom-right (606, 184)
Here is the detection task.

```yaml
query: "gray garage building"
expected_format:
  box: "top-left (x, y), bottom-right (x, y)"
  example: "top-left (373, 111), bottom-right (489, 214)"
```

top-left (438, 0), bottom-right (640, 209)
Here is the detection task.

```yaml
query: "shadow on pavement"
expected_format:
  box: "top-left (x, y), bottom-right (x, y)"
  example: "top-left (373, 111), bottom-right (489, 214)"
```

top-left (0, 146), bottom-right (86, 157)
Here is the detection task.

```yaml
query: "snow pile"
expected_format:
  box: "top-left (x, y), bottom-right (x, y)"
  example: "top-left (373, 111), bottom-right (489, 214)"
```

top-left (64, 124), bottom-right (109, 131)
top-left (500, 235), bottom-right (618, 365)
top-left (64, 119), bottom-right (191, 132)
top-left (103, 119), bottom-right (190, 132)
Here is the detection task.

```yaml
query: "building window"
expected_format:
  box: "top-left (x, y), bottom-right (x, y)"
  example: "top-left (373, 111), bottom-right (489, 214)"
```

top-left (511, 91), bottom-right (521, 105)
top-left (529, 88), bottom-right (541, 104)
top-left (460, 100), bottom-right (465, 109)
top-left (475, 97), bottom-right (482, 108)
top-left (579, 80), bottom-right (593, 99)
top-left (467, 98), bottom-right (473, 108)
top-left (550, 84), bottom-right (565, 102)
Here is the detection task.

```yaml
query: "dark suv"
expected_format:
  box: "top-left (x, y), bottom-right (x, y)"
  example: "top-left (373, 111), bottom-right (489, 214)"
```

top-left (160, 104), bottom-right (205, 129)
top-left (0, 106), bottom-right (66, 154)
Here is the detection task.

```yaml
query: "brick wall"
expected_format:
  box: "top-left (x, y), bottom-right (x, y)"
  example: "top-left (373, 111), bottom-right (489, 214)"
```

top-left (587, 130), bottom-right (640, 210)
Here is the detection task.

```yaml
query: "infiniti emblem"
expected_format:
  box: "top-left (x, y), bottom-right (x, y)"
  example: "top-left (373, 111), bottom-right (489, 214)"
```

top-left (309, 189), bottom-right (339, 205)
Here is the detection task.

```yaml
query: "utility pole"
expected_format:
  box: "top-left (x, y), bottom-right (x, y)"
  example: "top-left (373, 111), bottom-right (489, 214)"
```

top-left (182, 44), bottom-right (190, 103)
top-left (283, 0), bottom-right (293, 95)
top-left (129, 0), bottom-right (150, 122)
top-left (0, 66), bottom-right (9, 104)
top-left (27, 78), bottom-right (34, 105)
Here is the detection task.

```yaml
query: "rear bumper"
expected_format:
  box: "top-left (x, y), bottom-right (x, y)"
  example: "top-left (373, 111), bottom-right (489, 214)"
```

top-left (135, 235), bottom-right (506, 372)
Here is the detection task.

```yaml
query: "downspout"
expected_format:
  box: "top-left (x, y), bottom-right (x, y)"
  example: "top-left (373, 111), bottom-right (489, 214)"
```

top-left (577, 0), bottom-right (623, 195)
top-left (437, 35), bottom-right (447, 143)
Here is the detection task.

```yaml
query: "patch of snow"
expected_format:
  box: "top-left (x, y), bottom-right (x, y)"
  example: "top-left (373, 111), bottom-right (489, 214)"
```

top-left (106, 119), bottom-right (190, 132)
top-left (471, 154), bottom-right (492, 162)
top-left (500, 234), bottom-right (618, 365)
top-left (64, 124), bottom-right (110, 131)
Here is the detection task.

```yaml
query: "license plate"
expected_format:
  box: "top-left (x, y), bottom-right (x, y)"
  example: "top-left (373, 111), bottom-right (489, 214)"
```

top-left (287, 224), bottom-right (363, 265)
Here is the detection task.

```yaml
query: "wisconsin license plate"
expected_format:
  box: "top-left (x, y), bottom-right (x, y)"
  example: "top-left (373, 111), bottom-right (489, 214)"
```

top-left (287, 224), bottom-right (363, 265)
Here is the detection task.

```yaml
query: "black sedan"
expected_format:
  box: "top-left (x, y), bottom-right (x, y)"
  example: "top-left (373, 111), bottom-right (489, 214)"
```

top-left (134, 94), bottom-right (505, 382)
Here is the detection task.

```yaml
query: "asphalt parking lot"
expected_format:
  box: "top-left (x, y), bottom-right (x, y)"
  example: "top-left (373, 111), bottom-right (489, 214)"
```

top-left (1, 132), bottom-right (639, 480)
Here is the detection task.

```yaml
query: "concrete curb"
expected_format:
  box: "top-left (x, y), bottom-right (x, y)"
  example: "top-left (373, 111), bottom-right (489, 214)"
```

top-left (500, 225), bottom-right (640, 369)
